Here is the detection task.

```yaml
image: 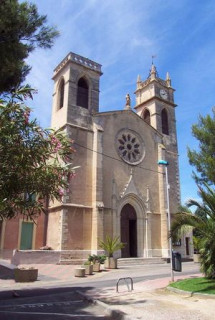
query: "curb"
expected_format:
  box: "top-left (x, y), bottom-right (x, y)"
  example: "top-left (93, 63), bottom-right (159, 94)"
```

top-left (167, 286), bottom-right (215, 299)
top-left (77, 290), bottom-right (132, 320)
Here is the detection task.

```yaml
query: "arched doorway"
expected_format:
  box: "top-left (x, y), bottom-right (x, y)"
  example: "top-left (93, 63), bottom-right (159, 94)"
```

top-left (120, 203), bottom-right (137, 257)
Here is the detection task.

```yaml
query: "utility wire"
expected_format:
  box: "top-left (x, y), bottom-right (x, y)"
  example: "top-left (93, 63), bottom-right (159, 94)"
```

top-left (74, 141), bottom-right (164, 175)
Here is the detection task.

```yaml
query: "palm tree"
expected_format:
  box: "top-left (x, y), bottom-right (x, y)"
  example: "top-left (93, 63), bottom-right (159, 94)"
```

top-left (99, 235), bottom-right (125, 257)
top-left (171, 183), bottom-right (215, 279)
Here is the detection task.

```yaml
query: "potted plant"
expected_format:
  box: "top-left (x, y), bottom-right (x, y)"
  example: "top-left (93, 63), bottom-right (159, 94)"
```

top-left (82, 261), bottom-right (93, 275)
top-left (88, 254), bottom-right (100, 272)
top-left (14, 267), bottom-right (38, 282)
top-left (99, 235), bottom-right (125, 269)
top-left (97, 254), bottom-right (106, 265)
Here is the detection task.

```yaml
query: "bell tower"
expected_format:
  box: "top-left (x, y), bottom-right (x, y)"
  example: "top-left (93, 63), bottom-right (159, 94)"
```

top-left (135, 64), bottom-right (176, 136)
top-left (48, 52), bottom-right (104, 253)
top-left (135, 64), bottom-right (180, 211)
top-left (51, 52), bottom-right (102, 130)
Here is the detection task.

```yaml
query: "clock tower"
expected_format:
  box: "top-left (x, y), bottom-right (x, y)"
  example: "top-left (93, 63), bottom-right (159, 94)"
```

top-left (135, 64), bottom-right (176, 135)
top-left (135, 63), bottom-right (180, 228)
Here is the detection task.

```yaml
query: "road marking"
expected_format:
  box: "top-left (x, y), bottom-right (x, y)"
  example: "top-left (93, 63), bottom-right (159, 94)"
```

top-left (0, 300), bottom-right (83, 309)
top-left (0, 311), bottom-right (105, 317)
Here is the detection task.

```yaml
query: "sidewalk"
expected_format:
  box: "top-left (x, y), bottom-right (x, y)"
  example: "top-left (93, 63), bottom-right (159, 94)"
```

top-left (81, 274), bottom-right (215, 320)
top-left (0, 261), bottom-right (202, 291)
top-left (0, 262), bottom-right (214, 320)
top-left (0, 263), bottom-right (85, 290)
top-left (0, 262), bottom-right (198, 289)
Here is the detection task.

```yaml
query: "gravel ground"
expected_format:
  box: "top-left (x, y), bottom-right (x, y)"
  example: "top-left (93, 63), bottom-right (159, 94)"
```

top-left (99, 289), bottom-right (215, 320)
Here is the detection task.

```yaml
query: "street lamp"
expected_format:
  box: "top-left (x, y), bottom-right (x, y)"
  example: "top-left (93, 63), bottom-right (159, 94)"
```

top-left (158, 160), bottom-right (174, 282)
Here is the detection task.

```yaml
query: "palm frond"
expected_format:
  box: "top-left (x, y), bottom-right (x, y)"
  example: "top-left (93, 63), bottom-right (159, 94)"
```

top-left (99, 235), bottom-right (125, 257)
top-left (198, 183), bottom-right (215, 220)
top-left (171, 184), bottom-right (215, 278)
top-left (171, 213), bottom-right (206, 238)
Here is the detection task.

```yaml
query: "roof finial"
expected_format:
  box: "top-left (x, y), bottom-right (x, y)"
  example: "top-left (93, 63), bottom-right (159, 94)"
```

top-left (136, 74), bottom-right (141, 89)
top-left (148, 55), bottom-right (159, 79)
top-left (152, 54), bottom-right (157, 65)
top-left (137, 74), bottom-right (141, 83)
top-left (166, 72), bottom-right (171, 87)
top-left (150, 64), bottom-right (157, 80)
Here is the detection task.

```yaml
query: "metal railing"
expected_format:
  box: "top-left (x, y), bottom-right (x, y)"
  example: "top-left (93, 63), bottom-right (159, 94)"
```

top-left (116, 277), bottom-right (134, 293)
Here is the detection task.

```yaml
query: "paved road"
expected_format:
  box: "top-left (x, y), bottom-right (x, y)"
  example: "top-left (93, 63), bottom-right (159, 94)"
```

top-left (0, 262), bottom-right (207, 320)
top-left (0, 289), bottom-right (110, 320)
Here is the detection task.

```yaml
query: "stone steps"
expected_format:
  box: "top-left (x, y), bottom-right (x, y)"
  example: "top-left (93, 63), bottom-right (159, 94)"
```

top-left (58, 257), bottom-right (167, 266)
top-left (58, 259), bottom-right (86, 265)
top-left (117, 257), bottom-right (166, 266)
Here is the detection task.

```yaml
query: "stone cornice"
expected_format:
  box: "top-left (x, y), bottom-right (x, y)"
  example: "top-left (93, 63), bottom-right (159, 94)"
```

top-left (49, 203), bottom-right (93, 211)
top-left (53, 52), bottom-right (103, 79)
top-left (134, 96), bottom-right (177, 109)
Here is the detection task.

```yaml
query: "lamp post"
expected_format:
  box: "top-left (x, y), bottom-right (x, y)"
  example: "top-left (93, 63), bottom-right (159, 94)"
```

top-left (158, 160), bottom-right (174, 282)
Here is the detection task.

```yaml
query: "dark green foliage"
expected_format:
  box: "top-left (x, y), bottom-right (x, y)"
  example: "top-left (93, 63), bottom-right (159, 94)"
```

top-left (97, 255), bottom-right (107, 264)
top-left (87, 254), bottom-right (106, 264)
top-left (0, 86), bottom-right (76, 220)
top-left (0, 0), bottom-right (59, 93)
top-left (169, 277), bottom-right (215, 294)
top-left (187, 107), bottom-right (215, 185)
top-left (171, 183), bottom-right (215, 279)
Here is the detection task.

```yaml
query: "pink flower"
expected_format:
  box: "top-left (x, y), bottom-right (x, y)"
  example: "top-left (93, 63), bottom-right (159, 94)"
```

top-left (67, 172), bottom-right (76, 182)
top-left (51, 136), bottom-right (62, 152)
top-left (58, 189), bottom-right (64, 196)
top-left (23, 110), bottom-right (30, 124)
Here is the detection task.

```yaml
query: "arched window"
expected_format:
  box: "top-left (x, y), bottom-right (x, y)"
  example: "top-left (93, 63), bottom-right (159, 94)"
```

top-left (161, 108), bottom-right (169, 135)
top-left (58, 79), bottom-right (65, 109)
top-left (143, 109), bottom-right (150, 125)
top-left (77, 77), bottom-right (89, 109)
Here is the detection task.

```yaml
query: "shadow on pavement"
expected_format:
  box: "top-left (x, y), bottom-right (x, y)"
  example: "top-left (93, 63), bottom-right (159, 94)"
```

top-left (0, 286), bottom-right (111, 319)
top-left (0, 266), bottom-right (14, 280)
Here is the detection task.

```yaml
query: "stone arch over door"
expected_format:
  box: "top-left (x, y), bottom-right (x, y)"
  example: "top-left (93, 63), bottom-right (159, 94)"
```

top-left (116, 194), bottom-right (146, 258)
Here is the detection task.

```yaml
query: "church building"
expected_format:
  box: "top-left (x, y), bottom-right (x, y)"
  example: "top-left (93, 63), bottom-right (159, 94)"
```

top-left (46, 51), bottom-right (189, 260)
top-left (0, 51), bottom-right (192, 261)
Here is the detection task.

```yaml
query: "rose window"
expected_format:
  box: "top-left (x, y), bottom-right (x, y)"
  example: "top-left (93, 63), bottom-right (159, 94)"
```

top-left (116, 129), bottom-right (145, 165)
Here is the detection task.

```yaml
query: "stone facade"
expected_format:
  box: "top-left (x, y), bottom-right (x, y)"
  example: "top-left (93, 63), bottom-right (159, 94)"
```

top-left (46, 52), bottom-right (191, 259)
top-left (0, 53), bottom-right (192, 261)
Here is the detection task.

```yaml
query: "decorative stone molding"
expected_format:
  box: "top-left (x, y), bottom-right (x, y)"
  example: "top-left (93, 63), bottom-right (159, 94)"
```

top-left (54, 52), bottom-right (102, 77)
top-left (120, 169), bottom-right (140, 198)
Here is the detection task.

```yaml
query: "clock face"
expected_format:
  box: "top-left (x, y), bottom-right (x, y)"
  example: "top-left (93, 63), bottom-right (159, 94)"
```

top-left (160, 89), bottom-right (168, 100)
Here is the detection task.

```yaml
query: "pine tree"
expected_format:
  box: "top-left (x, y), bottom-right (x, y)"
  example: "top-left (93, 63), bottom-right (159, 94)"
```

top-left (187, 107), bottom-right (215, 185)
top-left (0, 0), bottom-right (59, 93)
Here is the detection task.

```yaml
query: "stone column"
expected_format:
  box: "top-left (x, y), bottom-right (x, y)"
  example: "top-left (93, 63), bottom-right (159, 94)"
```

top-left (158, 144), bottom-right (169, 257)
top-left (112, 178), bottom-right (118, 238)
top-left (144, 211), bottom-right (152, 257)
top-left (91, 123), bottom-right (104, 251)
top-left (60, 208), bottom-right (69, 250)
top-left (137, 217), bottom-right (144, 257)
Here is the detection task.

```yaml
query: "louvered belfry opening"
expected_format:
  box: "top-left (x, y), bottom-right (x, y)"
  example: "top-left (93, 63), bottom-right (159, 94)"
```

top-left (77, 77), bottom-right (89, 109)
top-left (59, 79), bottom-right (65, 109)
top-left (143, 109), bottom-right (150, 125)
top-left (161, 108), bottom-right (169, 135)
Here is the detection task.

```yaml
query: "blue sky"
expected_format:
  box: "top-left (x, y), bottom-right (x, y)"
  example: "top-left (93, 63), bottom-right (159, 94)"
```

top-left (25, 0), bottom-right (215, 204)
